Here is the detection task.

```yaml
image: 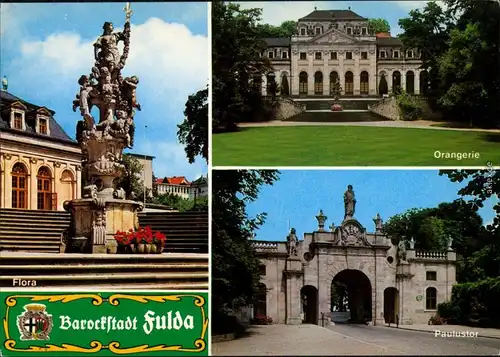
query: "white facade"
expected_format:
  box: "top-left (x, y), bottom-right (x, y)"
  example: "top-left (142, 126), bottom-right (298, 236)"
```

top-left (156, 177), bottom-right (208, 201)
top-left (261, 10), bottom-right (426, 97)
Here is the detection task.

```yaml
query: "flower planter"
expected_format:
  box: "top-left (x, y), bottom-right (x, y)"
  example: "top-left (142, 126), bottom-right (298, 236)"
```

top-left (151, 244), bottom-right (158, 254)
top-left (145, 243), bottom-right (152, 254)
top-left (137, 243), bottom-right (146, 254)
top-left (114, 227), bottom-right (166, 255)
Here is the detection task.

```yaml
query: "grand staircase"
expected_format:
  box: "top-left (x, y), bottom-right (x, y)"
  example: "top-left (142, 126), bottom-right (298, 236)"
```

top-left (0, 209), bottom-right (209, 289)
top-left (138, 211), bottom-right (208, 254)
top-left (0, 252), bottom-right (209, 289)
top-left (0, 208), bottom-right (70, 253)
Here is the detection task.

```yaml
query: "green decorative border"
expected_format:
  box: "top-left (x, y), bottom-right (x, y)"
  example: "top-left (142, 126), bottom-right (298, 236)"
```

top-left (3, 294), bottom-right (208, 354)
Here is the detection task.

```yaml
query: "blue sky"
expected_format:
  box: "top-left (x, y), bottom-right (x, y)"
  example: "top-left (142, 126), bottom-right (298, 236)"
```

top-left (238, 1), bottom-right (443, 35)
top-left (0, 2), bottom-right (208, 181)
top-left (247, 170), bottom-right (498, 242)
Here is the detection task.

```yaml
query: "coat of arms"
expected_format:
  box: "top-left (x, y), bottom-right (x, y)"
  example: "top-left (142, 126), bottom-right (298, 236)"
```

top-left (17, 304), bottom-right (53, 340)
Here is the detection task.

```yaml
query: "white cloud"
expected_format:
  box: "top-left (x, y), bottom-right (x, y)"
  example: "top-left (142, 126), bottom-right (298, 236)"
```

top-left (14, 18), bottom-right (208, 119)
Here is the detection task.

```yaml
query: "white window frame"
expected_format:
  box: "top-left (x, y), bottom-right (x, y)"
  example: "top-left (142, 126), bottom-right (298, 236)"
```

top-left (300, 28), bottom-right (306, 36)
top-left (282, 51), bottom-right (288, 59)
top-left (407, 50), bottom-right (414, 58)
top-left (361, 51), bottom-right (368, 60)
top-left (361, 27), bottom-right (368, 35)
top-left (299, 52), bottom-right (307, 60)
top-left (268, 51), bottom-right (274, 59)
top-left (330, 52), bottom-right (337, 60)
top-left (345, 51), bottom-right (353, 60)
top-left (393, 50), bottom-right (400, 58)
top-left (315, 27), bottom-right (322, 35)
top-left (380, 50), bottom-right (387, 58)
top-left (315, 52), bottom-right (322, 60)
top-left (346, 27), bottom-right (353, 36)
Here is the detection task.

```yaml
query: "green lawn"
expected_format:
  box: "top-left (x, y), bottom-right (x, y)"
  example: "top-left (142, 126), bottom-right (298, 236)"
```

top-left (212, 126), bottom-right (500, 166)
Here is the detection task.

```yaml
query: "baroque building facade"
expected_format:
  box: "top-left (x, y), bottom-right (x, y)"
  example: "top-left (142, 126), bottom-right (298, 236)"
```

top-left (155, 175), bottom-right (209, 200)
top-left (252, 185), bottom-right (456, 326)
top-left (260, 9), bottom-right (427, 97)
top-left (0, 88), bottom-right (82, 211)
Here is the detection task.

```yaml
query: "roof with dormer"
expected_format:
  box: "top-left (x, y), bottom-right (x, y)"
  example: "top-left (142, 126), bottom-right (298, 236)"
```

top-left (0, 90), bottom-right (76, 144)
top-left (300, 9), bottom-right (366, 21)
top-left (263, 37), bottom-right (291, 47)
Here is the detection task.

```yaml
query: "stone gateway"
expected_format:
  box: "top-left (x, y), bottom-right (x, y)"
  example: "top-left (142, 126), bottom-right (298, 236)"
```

top-left (253, 185), bottom-right (456, 326)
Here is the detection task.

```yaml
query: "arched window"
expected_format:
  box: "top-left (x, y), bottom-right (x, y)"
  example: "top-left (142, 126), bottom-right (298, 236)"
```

top-left (425, 287), bottom-right (437, 310)
top-left (406, 71), bottom-right (415, 94)
top-left (344, 71), bottom-right (354, 95)
top-left (37, 166), bottom-right (52, 210)
top-left (11, 163), bottom-right (28, 209)
top-left (253, 74), bottom-right (262, 94)
top-left (392, 71), bottom-right (402, 94)
top-left (314, 71), bottom-right (323, 95)
top-left (299, 72), bottom-right (308, 96)
top-left (360, 71), bottom-right (369, 95)
top-left (281, 72), bottom-right (290, 96)
top-left (420, 70), bottom-right (429, 95)
top-left (60, 170), bottom-right (76, 204)
top-left (329, 71), bottom-right (339, 96)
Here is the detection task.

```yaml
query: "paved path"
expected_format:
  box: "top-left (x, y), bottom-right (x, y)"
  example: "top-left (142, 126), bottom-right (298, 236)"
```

top-left (237, 120), bottom-right (500, 133)
top-left (212, 324), bottom-right (500, 356)
top-left (385, 323), bottom-right (500, 339)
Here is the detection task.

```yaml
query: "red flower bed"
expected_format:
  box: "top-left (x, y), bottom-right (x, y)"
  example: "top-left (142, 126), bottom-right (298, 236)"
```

top-left (114, 226), bottom-right (166, 253)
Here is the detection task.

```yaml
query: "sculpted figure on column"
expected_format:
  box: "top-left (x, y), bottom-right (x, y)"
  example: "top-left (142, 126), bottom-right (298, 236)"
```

top-left (344, 185), bottom-right (356, 220)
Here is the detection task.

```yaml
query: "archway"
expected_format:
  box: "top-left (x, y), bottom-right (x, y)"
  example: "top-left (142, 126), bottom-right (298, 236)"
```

top-left (60, 170), bottom-right (76, 206)
top-left (281, 72), bottom-right (290, 96)
top-left (392, 71), bottom-right (401, 94)
top-left (420, 71), bottom-right (429, 95)
top-left (344, 71), bottom-right (354, 95)
top-left (299, 72), bottom-right (308, 96)
top-left (360, 71), bottom-right (369, 95)
top-left (37, 166), bottom-right (52, 210)
top-left (314, 71), bottom-right (323, 95)
top-left (329, 71), bottom-right (339, 96)
top-left (383, 287), bottom-right (400, 323)
top-left (301, 285), bottom-right (318, 324)
top-left (254, 283), bottom-right (267, 318)
top-left (331, 269), bottom-right (372, 323)
top-left (266, 72), bottom-right (276, 96)
top-left (11, 162), bottom-right (28, 209)
top-left (253, 74), bottom-right (262, 93)
top-left (378, 72), bottom-right (388, 95)
top-left (406, 71), bottom-right (415, 94)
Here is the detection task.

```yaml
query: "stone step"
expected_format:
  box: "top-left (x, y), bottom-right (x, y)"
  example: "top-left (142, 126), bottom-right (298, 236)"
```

top-left (5, 282), bottom-right (209, 290)
top-left (1, 262), bottom-right (207, 271)
top-left (0, 252), bottom-right (209, 264)
top-left (0, 209), bottom-right (70, 217)
top-left (0, 244), bottom-right (59, 250)
top-left (286, 111), bottom-right (387, 123)
top-left (0, 227), bottom-right (68, 234)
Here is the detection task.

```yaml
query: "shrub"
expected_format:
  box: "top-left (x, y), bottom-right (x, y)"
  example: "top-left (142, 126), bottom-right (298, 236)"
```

top-left (396, 91), bottom-right (422, 121)
top-left (212, 310), bottom-right (247, 335)
top-left (437, 301), bottom-right (460, 324)
top-left (251, 315), bottom-right (273, 325)
top-left (428, 314), bottom-right (446, 325)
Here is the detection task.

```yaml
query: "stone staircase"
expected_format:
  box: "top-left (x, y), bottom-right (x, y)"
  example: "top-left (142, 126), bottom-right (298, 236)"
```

top-left (0, 208), bottom-right (70, 253)
top-left (138, 211), bottom-right (208, 254)
top-left (0, 252), bottom-right (209, 289)
top-left (0, 209), bottom-right (209, 254)
top-left (285, 111), bottom-right (387, 122)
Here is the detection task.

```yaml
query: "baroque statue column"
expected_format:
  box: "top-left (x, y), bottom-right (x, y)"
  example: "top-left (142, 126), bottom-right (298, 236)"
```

top-left (63, 2), bottom-right (143, 254)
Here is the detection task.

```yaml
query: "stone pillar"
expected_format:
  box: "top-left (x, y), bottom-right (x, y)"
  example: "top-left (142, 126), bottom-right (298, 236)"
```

top-left (285, 257), bottom-right (303, 325)
top-left (401, 70), bottom-right (407, 93)
top-left (307, 69), bottom-right (314, 96)
top-left (323, 52), bottom-right (330, 96)
top-left (262, 75), bottom-right (267, 96)
top-left (415, 71), bottom-right (420, 95)
top-left (3, 155), bottom-right (13, 208)
top-left (29, 158), bottom-right (38, 210)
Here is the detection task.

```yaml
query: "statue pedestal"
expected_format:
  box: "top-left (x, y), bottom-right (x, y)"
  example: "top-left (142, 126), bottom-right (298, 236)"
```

top-left (64, 198), bottom-right (143, 254)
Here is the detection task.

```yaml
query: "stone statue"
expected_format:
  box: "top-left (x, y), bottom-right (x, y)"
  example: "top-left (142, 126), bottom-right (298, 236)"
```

top-left (93, 22), bottom-right (127, 75)
top-left (63, 3), bottom-right (143, 255)
top-left (287, 228), bottom-right (298, 256)
top-left (373, 213), bottom-right (383, 232)
top-left (343, 185), bottom-right (356, 220)
top-left (397, 240), bottom-right (407, 262)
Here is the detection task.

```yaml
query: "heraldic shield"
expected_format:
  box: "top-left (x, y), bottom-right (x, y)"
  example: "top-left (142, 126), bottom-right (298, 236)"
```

top-left (17, 304), bottom-right (53, 340)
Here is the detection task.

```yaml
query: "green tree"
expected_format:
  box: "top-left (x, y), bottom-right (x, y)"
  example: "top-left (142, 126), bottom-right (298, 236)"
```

top-left (152, 193), bottom-right (208, 212)
top-left (212, 169), bottom-right (280, 332)
top-left (212, 1), bottom-right (273, 132)
top-left (398, 1), bottom-right (451, 98)
top-left (117, 154), bottom-right (146, 201)
top-left (178, 86), bottom-right (208, 163)
top-left (368, 18), bottom-right (390, 34)
top-left (256, 20), bottom-right (297, 37)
